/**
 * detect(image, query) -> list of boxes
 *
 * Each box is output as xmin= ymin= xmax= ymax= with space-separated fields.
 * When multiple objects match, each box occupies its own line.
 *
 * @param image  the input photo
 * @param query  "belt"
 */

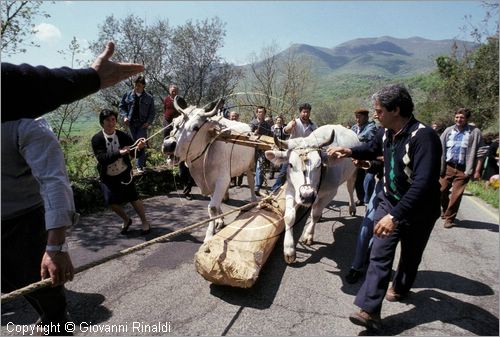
xmin=447 ymin=162 xmax=466 ymax=171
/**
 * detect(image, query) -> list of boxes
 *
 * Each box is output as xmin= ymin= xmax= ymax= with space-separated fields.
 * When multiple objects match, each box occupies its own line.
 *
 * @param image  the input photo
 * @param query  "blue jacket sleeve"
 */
xmin=1 ymin=62 xmax=100 ymax=122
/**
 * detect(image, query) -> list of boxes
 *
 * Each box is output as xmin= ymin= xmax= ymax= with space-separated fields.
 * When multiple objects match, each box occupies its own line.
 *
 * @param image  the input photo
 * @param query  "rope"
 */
xmin=1 ymin=194 xmax=273 ymax=304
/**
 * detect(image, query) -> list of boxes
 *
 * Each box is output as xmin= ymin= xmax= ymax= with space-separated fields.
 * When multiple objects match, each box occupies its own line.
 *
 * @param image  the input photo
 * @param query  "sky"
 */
xmin=2 ymin=1 xmax=497 ymax=68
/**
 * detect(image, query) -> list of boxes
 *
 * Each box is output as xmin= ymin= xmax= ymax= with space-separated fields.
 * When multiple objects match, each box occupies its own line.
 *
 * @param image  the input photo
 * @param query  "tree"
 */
xmin=90 ymin=15 xmax=238 ymax=111
xmin=1 ymin=1 xmax=50 ymax=56
xmin=48 ymin=37 xmax=97 ymax=140
xmin=240 ymin=42 xmax=312 ymax=121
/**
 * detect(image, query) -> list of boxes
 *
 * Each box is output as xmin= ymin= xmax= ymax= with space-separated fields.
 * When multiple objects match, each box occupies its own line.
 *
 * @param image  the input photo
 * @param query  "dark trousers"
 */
xmin=179 ymin=161 xmax=195 ymax=194
xmin=440 ymin=164 xmax=469 ymax=223
xmin=128 ymin=124 xmax=148 ymax=168
xmin=2 ymin=206 xmax=70 ymax=334
xmin=354 ymin=198 xmax=438 ymax=314
xmin=355 ymin=168 xmax=366 ymax=203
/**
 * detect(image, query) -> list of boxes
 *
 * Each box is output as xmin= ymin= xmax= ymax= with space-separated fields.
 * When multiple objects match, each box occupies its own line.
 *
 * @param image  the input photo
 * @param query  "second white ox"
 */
xmin=162 ymin=97 xmax=257 ymax=243
xmin=265 ymin=124 xmax=360 ymax=263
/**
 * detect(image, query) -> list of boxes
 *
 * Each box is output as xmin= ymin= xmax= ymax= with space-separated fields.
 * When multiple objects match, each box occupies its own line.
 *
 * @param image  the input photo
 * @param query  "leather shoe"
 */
xmin=385 ymin=287 xmax=408 ymax=302
xmin=120 ymin=218 xmax=132 ymax=235
xmin=349 ymin=310 xmax=381 ymax=330
xmin=345 ymin=268 xmax=363 ymax=284
xmin=444 ymin=221 xmax=455 ymax=228
xmin=355 ymin=200 xmax=365 ymax=207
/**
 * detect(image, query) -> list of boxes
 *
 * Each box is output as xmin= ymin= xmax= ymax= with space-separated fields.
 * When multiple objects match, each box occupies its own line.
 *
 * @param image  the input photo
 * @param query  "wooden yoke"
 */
xmin=216 ymin=129 xmax=275 ymax=151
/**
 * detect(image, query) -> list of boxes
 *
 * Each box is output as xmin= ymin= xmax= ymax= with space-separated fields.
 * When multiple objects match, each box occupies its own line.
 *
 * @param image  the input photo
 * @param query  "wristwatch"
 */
xmin=46 ymin=242 xmax=69 ymax=253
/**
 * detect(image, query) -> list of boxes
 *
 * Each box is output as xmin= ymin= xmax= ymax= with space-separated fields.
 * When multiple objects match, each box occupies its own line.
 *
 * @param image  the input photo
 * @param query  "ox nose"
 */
xmin=299 ymin=184 xmax=317 ymax=206
xmin=162 ymin=139 xmax=176 ymax=154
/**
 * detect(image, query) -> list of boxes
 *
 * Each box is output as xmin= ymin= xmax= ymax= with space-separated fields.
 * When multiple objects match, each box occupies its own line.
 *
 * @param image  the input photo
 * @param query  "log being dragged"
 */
xmin=194 ymin=186 xmax=286 ymax=288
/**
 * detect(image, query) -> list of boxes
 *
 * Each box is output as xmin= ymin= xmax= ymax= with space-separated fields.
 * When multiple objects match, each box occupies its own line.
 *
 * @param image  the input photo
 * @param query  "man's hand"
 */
xmin=374 ymin=214 xmax=397 ymax=238
xmin=41 ymin=252 xmax=74 ymax=286
xmin=326 ymin=146 xmax=352 ymax=158
xmin=137 ymin=139 xmax=146 ymax=150
xmin=91 ymin=41 xmax=145 ymax=89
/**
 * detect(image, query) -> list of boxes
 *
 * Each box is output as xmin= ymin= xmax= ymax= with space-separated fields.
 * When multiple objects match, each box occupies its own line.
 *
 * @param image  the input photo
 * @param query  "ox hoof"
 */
xmin=299 ymin=236 xmax=313 ymax=246
xmin=284 ymin=253 xmax=296 ymax=264
xmin=215 ymin=219 xmax=225 ymax=230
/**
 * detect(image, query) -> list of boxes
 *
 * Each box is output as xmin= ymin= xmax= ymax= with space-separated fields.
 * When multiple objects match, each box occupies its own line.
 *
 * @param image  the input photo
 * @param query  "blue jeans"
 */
xmin=271 ymin=163 xmax=288 ymax=192
xmin=129 ymin=124 xmax=148 ymax=168
xmin=255 ymin=151 xmax=266 ymax=189
xmin=363 ymin=172 xmax=376 ymax=204
xmin=350 ymin=179 xmax=383 ymax=271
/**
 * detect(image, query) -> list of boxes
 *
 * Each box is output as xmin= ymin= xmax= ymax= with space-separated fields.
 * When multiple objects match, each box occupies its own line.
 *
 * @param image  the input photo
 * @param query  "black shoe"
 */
xmin=255 ymin=189 xmax=261 ymax=196
xmin=120 ymin=218 xmax=132 ymax=235
xmin=355 ymin=200 xmax=364 ymax=207
xmin=346 ymin=268 xmax=363 ymax=284
xmin=184 ymin=193 xmax=192 ymax=200
xmin=141 ymin=223 xmax=151 ymax=236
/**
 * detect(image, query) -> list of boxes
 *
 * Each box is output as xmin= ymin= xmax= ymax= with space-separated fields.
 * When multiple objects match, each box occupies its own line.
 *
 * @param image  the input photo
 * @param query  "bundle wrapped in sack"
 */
xmin=194 ymin=186 xmax=286 ymax=288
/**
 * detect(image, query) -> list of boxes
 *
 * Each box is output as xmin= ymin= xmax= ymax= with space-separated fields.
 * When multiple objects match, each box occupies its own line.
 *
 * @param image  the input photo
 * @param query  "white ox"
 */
xmin=162 ymin=97 xmax=257 ymax=243
xmin=265 ymin=125 xmax=360 ymax=263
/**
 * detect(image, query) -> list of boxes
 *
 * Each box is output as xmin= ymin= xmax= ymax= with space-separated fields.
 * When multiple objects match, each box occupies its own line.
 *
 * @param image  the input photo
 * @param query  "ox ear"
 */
xmin=265 ymin=150 xmax=288 ymax=166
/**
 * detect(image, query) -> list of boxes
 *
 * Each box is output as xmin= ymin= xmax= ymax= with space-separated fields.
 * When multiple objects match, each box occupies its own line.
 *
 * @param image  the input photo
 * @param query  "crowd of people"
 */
xmin=2 ymin=40 xmax=497 ymax=334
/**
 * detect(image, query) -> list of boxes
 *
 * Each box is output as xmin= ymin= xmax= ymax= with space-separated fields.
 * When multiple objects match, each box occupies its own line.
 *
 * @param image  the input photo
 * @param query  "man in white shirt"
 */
xmin=283 ymin=102 xmax=317 ymax=138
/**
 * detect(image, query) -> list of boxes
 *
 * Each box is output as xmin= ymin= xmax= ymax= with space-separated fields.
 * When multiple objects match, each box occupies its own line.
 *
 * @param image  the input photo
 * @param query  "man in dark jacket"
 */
xmin=328 ymin=84 xmax=442 ymax=330
xmin=119 ymin=76 xmax=155 ymax=173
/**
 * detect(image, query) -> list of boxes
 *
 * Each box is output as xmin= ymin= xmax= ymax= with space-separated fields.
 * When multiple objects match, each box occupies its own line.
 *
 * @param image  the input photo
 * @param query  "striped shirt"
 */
xmin=445 ymin=125 xmax=471 ymax=165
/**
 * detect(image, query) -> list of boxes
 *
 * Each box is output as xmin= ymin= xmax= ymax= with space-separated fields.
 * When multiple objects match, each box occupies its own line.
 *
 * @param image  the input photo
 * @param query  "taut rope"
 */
xmin=1 ymin=195 xmax=273 ymax=304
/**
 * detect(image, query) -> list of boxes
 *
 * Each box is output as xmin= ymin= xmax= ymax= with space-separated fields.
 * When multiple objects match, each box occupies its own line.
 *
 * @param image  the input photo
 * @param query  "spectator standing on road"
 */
xmin=91 ymin=109 xmax=151 ymax=235
xmin=163 ymin=84 xmax=180 ymax=138
xmin=119 ymin=75 xmax=155 ymax=173
xmin=351 ymin=108 xmax=378 ymax=206
xmin=229 ymin=111 xmax=244 ymax=187
xmin=480 ymin=133 xmax=499 ymax=181
xmin=270 ymin=115 xmax=290 ymax=192
xmin=327 ymin=84 xmax=442 ymax=330
xmin=283 ymin=102 xmax=317 ymax=139
xmin=345 ymin=128 xmax=384 ymax=284
xmin=439 ymin=108 xmax=485 ymax=228
xmin=250 ymin=106 xmax=273 ymax=196
xmin=1 ymin=41 xmax=144 ymax=335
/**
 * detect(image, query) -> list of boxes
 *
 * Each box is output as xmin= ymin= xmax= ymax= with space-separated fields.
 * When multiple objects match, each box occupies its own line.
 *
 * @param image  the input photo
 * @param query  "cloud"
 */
xmin=34 ymin=23 xmax=62 ymax=43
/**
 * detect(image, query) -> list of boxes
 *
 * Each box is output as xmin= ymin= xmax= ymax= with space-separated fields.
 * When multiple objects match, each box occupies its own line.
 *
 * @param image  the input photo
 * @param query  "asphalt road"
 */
xmin=2 ymin=177 xmax=498 ymax=336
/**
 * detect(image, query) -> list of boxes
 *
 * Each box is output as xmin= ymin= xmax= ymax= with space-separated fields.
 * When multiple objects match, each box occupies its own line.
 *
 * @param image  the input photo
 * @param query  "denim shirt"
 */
xmin=119 ymin=90 xmax=155 ymax=125
xmin=1 ymin=118 xmax=79 ymax=229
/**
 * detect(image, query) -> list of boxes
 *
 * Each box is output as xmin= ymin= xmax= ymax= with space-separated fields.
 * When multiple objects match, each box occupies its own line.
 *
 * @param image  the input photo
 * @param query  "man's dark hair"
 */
xmin=372 ymin=84 xmax=414 ymax=117
xmin=455 ymin=107 xmax=472 ymax=119
xmin=299 ymin=103 xmax=312 ymax=112
xmin=256 ymin=106 xmax=267 ymax=113
xmin=99 ymin=109 xmax=118 ymax=126
xmin=135 ymin=75 xmax=146 ymax=85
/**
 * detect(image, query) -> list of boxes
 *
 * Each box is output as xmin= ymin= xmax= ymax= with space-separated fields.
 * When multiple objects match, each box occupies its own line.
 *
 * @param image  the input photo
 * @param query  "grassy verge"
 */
xmin=466 ymin=180 xmax=499 ymax=209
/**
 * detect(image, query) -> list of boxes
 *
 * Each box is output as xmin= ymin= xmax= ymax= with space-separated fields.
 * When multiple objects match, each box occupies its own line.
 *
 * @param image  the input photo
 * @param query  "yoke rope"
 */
xmin=1 ymin=195 xmax=273 ymax=304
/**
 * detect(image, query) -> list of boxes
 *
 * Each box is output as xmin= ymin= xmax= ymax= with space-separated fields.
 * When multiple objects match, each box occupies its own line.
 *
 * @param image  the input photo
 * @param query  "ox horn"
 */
xmin=200 ymin=98 xmax=222 ymax=118
xmin=173 ymin=96 xmax=188 ymax=116
xmin=318 ymin=129 xmax=336 ymax=148
xmin=274 ymin=133 xmax=289 ymax=150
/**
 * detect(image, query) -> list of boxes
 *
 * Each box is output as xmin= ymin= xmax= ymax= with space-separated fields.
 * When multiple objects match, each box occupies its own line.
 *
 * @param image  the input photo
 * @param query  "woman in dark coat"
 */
xmin=91 ymin=109 xmax=151 ymax=235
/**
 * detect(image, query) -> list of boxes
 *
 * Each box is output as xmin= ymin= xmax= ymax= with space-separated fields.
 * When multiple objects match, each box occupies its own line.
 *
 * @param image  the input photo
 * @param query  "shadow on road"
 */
xmin=453 ymin=219 xmax=499 ymax=232
xmin=358 ymin=289 xmax=499 ymax=336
